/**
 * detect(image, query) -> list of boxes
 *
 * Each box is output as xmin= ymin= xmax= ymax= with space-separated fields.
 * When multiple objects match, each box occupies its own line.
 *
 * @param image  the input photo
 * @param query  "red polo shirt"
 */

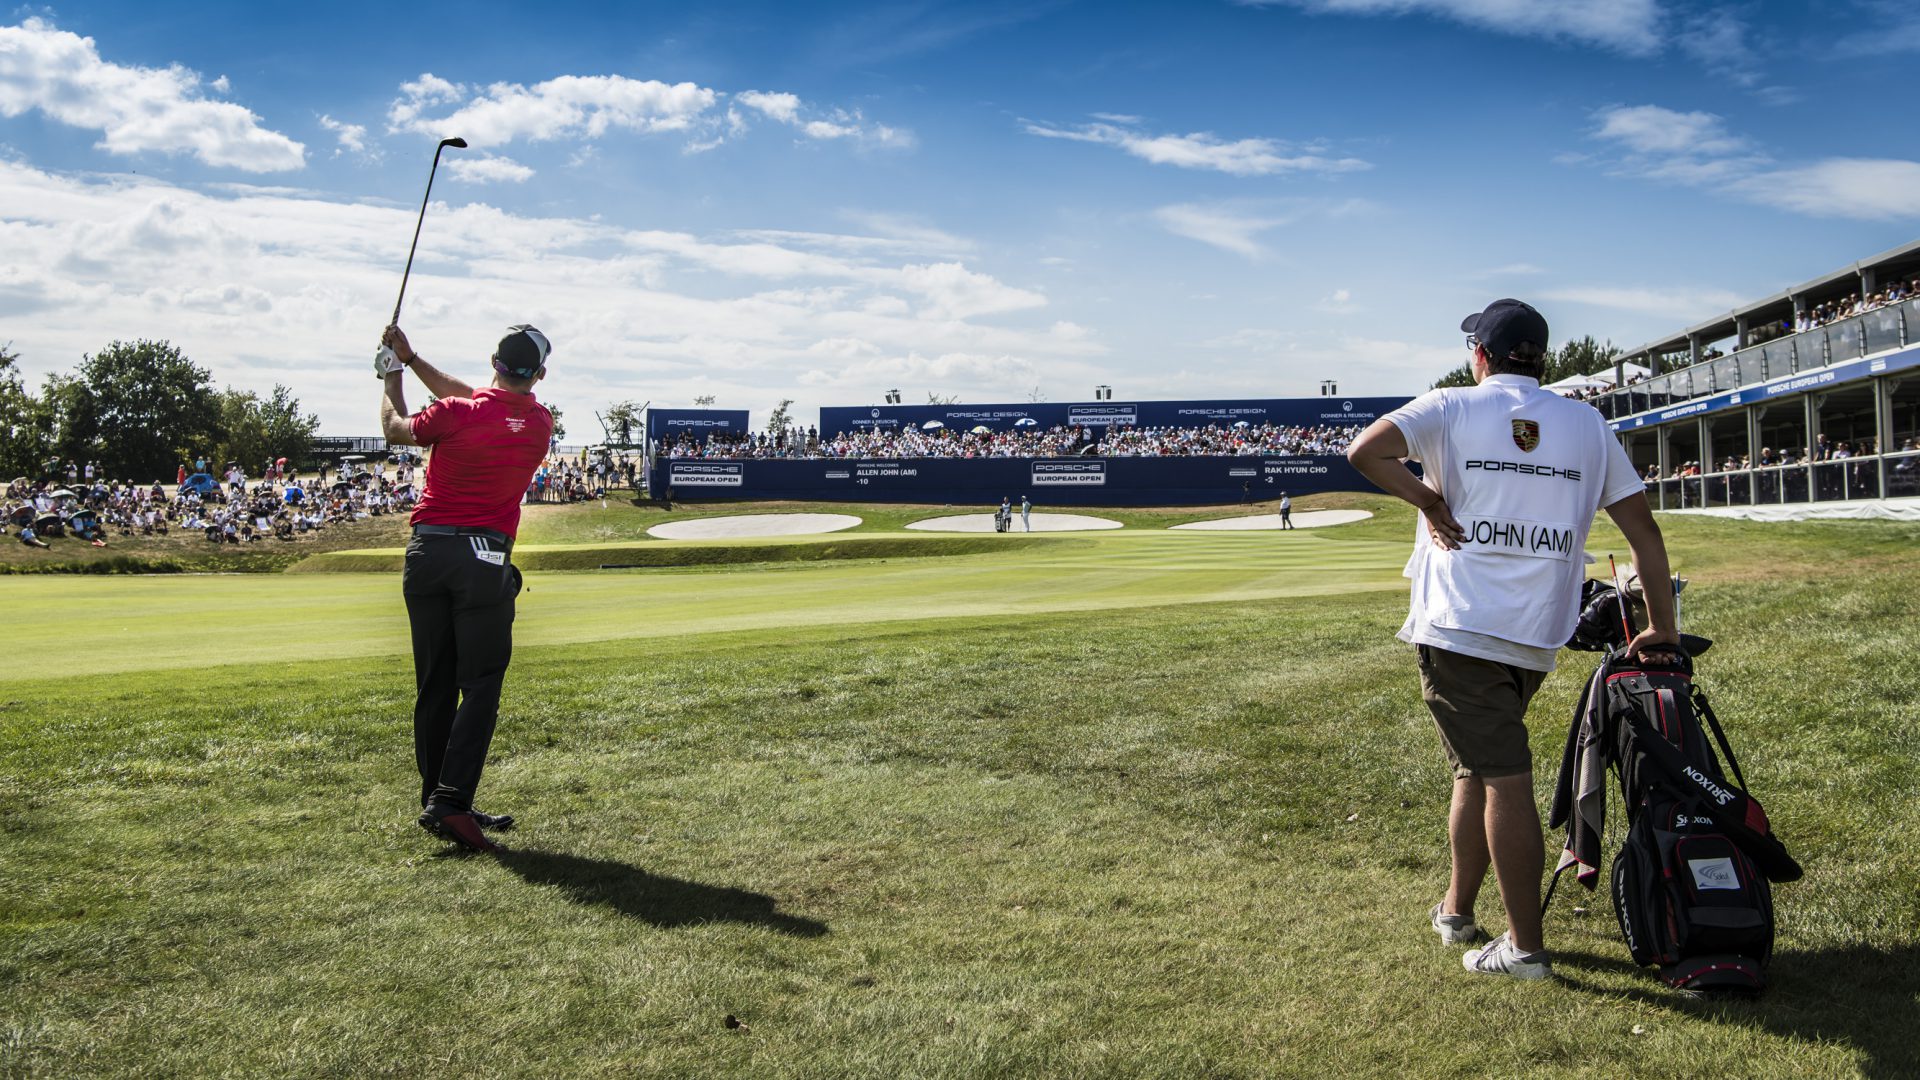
xmin=409 ymin=387 xmax=553 ymax=538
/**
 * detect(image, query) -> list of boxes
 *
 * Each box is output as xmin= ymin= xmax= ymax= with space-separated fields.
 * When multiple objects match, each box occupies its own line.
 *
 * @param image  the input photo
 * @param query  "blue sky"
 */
xmin=3 ymin=1 xmax=1917 ymax=435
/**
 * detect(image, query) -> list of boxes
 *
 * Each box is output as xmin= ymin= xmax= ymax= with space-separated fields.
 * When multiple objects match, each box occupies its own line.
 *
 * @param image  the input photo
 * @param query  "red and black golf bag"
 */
xmin=1549 ymin=580 xmax=1803 ymax=993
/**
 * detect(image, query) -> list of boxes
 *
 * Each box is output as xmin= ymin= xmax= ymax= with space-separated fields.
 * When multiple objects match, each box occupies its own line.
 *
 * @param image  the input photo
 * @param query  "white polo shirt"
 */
xmin=1384 ymin=374 xmax=1643 ymax=671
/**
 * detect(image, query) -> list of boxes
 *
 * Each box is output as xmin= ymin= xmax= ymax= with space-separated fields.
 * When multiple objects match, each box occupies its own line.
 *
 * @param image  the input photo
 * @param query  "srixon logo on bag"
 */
xmin=1683 ymin=764 xmax=1738 ymax=806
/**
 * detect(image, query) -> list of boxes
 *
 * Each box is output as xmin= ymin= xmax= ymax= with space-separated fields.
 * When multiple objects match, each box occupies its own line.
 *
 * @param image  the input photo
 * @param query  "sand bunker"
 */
xmin=648 ymin=513 xmax=862 ymax=540
xmin=1170 ymin=509 xmax=1374 ymax=531
xmin=905 ymin=513 xmax=1123 ymax=533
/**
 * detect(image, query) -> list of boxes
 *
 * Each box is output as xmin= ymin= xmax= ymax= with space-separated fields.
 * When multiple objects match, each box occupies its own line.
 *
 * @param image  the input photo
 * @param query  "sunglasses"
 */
xmin=1465 ymin=334 xmax=1481 ymax=352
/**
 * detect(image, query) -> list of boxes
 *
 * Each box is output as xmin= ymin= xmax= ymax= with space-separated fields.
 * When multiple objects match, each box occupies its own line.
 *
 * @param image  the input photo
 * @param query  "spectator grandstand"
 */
xmin=663 ymin=421 xmax=1364 ymax=461
xmin=1586 ymin=239 xmax=1920 ymax=509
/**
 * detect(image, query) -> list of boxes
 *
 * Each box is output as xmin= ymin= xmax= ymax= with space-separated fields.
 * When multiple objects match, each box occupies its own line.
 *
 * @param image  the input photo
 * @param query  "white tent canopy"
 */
xmin=1546 ymin=372 xmax=1613 ymax=393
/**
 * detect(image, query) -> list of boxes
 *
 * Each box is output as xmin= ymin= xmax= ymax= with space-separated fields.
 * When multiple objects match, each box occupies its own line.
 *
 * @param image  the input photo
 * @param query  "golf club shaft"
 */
xmin=390 ymin=142 xmax=456 ymax=326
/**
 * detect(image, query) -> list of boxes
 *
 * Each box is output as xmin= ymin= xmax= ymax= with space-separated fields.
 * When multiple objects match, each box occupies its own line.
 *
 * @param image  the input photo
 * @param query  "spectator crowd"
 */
xmin=1640 ymin=432 xmax=1905 ymax=481
xmin=662 ymin=421 xmax=1364 ymax=461
xmin=526 ymin=452 xmax=637 ymax=503
xmin=4 ymin=456 xmax=420 ymax=549
xmin=1555 ymin=279 xmax=1920 ymax=405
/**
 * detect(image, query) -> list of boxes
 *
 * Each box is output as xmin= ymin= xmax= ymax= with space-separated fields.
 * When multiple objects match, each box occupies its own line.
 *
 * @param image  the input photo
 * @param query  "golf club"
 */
xmin=392 ymin=137 xmax=467 ymax=325
xmin=375 ymin=137 xmax=465 ymax=378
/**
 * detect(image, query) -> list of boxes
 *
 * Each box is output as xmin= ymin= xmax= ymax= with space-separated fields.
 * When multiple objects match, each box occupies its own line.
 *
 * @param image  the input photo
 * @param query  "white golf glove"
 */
xmin=374 ymin=344 xmax=405 ymax=379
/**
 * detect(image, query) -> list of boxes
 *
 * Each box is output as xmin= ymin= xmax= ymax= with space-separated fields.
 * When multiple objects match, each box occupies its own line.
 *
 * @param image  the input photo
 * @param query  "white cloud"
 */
xmin=753 ymin=97 xmax=914 ymax=148
xmin=1585 ymin=103 xmax=1920 ymax=222
xmin=1539 ymin=285 xmax=1743 ymax=319
xmin=735 ymin=90 xmax=800 ymax=123
xmin=1592 ymin=104 xmax=1748 ymax=156
xmin=1026 ymin=119 xmax=1368 ymax=176
xmin=1238 ymin=0 xmax=1663 ymax=54
xmin=1175 ymin=328 xmax=1464 ymax=396
xmin=387 ymin=72 xmax=717 ymax=146
xmin=1476 ymin=262 xmax=1545 ymax=277
xmin=896 ymin=262 xmax=1046 ymax=319
xmin=317 ymin=114 xmax=368 ymax=156
xmin=446 ymin=153 xmax=534 ymax=184
xmin=0 ymin=159 xmax=1092 ymax=436
xmin=0 ymin=17 xmax=305 ymax=171
xmin=1675 ymin=7 xmax=1762 ymax=87
xmin=1834 ymin=4 xmax=1920 ymax=56
xmin=1317 ymin=288 xmax=1359 ymax=314
xmin=1153 ymin=203 xmax=1289 ymax=258
xmin=1732 ymin=159 xmax=1920 ymax=221
xmin=210 ymin=75 xmax=229 ymax=94
xmin=387 ymin=74 xmax=911 ymax=154
xmin=837 ymin=211 xmax=974 ymax=253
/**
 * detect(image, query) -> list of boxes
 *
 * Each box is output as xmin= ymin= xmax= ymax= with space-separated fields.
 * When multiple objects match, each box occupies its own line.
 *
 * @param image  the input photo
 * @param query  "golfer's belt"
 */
xmin=411 ymin=524 xmax=512 ymax=548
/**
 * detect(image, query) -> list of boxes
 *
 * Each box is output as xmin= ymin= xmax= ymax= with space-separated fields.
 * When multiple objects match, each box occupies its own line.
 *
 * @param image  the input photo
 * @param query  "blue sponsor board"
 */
xmin=665 ymin=461 xmax=744 ymax=488
xmin=1031 ymin=460 xmax=1105 ymax=486
xmin=652 ymin=454 xmax=1367 ymax=506
xmin=819 ymin=396 xmax=1407 ymax=437
xmin=1609 ymin=343 xmax=1920 ymax=432
xmin=647 ymin=408 xmax=752 ymax=446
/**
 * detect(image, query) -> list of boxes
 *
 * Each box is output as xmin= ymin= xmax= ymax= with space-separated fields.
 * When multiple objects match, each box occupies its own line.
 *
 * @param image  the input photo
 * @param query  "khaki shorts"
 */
xmin=1416 ymin=644 xmax=1548 ymax=780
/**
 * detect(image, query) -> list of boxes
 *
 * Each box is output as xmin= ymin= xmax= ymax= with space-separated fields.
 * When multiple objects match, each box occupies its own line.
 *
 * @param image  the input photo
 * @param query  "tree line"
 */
xmin=1431 ymin=334 xmax=1623 ymax=390
xmin=0 ymin=340 xmax=320 ymax=483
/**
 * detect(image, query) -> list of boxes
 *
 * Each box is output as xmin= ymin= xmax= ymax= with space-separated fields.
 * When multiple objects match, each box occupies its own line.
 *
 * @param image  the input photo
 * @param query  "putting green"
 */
xmin=0 ymin=530 xmax=1410 ymax=679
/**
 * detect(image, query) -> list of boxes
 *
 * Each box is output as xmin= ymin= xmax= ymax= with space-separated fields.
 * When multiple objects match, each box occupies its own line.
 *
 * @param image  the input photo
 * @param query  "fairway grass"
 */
xmin=0 ymin=531 xmax=1411 ymax=677
xmin=2 ymin=498 xmax=1917 ymax=1078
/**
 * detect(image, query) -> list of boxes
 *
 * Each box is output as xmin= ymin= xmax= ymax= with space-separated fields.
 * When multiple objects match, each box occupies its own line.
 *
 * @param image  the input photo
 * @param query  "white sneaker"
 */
xmin=1462 ymin=933 xmax=1554 ymax=980
xmin=1429 ymin=903 xmax=1488 ymax=946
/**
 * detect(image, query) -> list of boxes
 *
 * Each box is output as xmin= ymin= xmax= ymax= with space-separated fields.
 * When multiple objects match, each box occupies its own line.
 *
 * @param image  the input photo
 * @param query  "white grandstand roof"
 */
xmin=1619 ymin=237 xmax=1920 ymax=360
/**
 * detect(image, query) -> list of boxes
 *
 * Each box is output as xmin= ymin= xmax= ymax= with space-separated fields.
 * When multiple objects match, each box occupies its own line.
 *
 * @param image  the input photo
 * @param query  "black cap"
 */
xmin=492 ymin=324 xmax=551 ymax=379
xmin=1461 ymin=299 xmax=1549 ymax=363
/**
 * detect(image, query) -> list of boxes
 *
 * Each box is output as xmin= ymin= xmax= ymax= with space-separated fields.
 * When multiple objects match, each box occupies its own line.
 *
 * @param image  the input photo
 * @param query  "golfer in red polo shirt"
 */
xmin=379 ymin=322 xmax=554 ymax=853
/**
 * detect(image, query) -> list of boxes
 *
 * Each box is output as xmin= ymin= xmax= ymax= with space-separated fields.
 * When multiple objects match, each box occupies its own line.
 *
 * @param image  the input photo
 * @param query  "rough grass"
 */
xmin=1 ymin=500 xmax=1915 ymax=1078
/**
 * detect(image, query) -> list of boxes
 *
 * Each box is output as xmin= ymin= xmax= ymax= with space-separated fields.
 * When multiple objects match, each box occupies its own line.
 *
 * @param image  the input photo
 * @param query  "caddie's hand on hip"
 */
xmin=1422 ymin=494 xmax=1465 ymax=549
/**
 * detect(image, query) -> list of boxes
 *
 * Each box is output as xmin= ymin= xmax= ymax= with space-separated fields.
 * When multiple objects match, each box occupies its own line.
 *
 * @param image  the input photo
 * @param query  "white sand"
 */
xmin=905 ymin=513 xmax=1124 ymax=533
xmin=1170 ymin=509 xmax=1374 ymax=531
xmin=647 ymin=513 xmax=863 ymax=540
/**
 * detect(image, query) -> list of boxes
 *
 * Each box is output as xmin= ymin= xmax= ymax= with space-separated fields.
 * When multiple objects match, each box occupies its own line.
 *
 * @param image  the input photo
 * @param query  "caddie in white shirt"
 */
xmin=1348 ymin=298 xmax=1681 ymax=981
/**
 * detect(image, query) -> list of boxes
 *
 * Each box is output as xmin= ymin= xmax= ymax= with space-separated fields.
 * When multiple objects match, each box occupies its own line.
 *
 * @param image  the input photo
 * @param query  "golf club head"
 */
xmin=440 ymin=137 xmax=468 ymax=149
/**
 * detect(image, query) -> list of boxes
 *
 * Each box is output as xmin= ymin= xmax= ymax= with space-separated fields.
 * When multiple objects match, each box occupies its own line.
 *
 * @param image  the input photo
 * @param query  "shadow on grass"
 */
xmin=1557 ymin=943 xmax=1920 ymax=1079
xmin=498 ymin=849 xmax=828 ymax=938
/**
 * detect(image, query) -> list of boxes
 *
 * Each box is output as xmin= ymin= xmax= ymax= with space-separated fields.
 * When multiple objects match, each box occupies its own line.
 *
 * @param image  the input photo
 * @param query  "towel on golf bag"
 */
xmin=1548 ymin=648 xmax=1801 ymax=992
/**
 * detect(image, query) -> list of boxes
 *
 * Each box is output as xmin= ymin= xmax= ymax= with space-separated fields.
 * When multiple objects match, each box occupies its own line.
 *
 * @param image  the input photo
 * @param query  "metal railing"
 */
xmin=1597 ymin=298 xmax=1917 ymax=420
xmin=1650 ymin=449 xmax=1919 ymax=509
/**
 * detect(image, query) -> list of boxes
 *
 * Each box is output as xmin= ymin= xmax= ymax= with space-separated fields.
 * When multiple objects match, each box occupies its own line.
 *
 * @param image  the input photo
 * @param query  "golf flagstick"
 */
xmin=376 ymin=137 xmax=466 ymax=377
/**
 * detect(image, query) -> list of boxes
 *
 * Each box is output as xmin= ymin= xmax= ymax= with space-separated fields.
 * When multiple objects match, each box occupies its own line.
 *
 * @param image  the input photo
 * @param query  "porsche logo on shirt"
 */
xmin=1512 ymin=418 xmax=1541 ymax=453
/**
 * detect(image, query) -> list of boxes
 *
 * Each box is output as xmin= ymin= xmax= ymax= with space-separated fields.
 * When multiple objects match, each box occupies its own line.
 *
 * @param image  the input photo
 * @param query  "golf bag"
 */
xmin=1550 ymin=580 xmax=1802 ymax=994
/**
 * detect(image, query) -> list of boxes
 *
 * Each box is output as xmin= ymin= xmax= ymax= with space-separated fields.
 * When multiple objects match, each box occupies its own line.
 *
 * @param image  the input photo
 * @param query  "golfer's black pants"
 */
xmin=402 ymin=533 xmax=521 ymax=812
